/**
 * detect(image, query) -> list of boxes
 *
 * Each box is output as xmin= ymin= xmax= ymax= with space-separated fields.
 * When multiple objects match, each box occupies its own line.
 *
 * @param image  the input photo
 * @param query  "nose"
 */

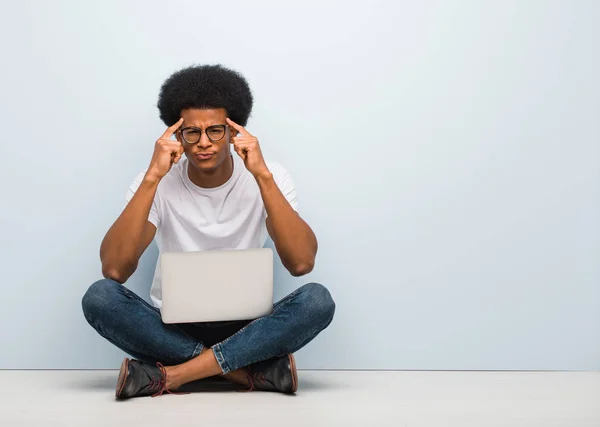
xmin=197 ymin=132 xmax=212 ymax=148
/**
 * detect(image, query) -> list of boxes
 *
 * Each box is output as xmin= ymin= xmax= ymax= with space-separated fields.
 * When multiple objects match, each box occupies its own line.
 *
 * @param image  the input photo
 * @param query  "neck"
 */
xmin=187 ymin=155 xmax=234 ymax=188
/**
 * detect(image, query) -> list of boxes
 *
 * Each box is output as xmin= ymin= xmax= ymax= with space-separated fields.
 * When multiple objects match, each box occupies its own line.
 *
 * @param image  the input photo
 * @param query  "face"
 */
xmin=177 ymin=108 xmax=233 ymax=172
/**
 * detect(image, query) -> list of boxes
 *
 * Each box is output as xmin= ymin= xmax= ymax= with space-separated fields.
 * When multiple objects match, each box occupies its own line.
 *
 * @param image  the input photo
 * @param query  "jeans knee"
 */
xmin=81 ymin=278 xmax=120 ymax=320
xmin=301 ymin=282 xmax=336 ymax=327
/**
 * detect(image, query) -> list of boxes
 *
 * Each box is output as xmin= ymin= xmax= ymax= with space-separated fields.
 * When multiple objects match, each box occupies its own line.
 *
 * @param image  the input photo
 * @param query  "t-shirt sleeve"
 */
xmin=268 ymin=162 xmax=299 ymax=213
xmin=125 ymin=170 xmax=160 ymax=227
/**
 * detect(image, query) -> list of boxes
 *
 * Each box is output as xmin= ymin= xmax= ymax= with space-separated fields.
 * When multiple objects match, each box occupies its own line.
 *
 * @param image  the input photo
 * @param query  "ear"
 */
xmin=226 ymin=125 xmax=234 ymax=144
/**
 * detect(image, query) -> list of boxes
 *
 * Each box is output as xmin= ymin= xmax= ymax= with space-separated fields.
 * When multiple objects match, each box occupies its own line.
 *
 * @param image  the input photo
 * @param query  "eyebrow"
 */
xmin=181 ymin=123 xmax=226 ymax=128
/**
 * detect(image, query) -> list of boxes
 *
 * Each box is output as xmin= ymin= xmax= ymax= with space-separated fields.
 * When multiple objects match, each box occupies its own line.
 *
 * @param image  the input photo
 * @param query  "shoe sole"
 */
xmin=115 ymin=358 xmax=129 ymax=399
xmin=288 ymin=353 xmax=298 ymax=393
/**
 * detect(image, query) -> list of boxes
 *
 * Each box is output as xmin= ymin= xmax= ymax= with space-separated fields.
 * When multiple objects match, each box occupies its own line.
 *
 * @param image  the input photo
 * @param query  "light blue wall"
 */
xmin=0 ymin=0 xmax=598 ymax=370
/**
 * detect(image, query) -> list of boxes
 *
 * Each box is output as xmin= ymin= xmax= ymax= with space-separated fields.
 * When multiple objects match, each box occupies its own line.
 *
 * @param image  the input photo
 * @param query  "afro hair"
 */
xmin=157 ymin=64 xmax=253 ymax=127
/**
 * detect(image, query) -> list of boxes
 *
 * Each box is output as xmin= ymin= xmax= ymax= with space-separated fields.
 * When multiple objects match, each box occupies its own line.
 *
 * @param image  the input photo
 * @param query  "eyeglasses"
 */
xmin=178 ymin=124 xmax=229 ymax=144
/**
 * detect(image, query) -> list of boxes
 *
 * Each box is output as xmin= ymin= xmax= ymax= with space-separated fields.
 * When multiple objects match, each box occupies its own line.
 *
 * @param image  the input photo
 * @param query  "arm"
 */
xmin=226 ymin=117 xmax=318 ymax=277
xmin=257 ymin=171 xmax=318 ymax=276
xmin=100 ymin=117 xmax=185 ymax=283
xmin=100 ymin=178 xmax=158 ymax=283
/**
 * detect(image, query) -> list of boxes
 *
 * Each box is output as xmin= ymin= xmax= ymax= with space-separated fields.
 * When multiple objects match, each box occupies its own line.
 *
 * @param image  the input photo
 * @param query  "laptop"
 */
xmin=159 ymin=248 xmax=274 ymax=324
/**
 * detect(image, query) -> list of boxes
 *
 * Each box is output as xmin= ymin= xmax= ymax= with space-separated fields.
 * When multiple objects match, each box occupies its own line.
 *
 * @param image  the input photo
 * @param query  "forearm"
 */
xmin=256 ymin=172 xmax=317 ymax=276
xmin=100 ymin=175 xmax=158 ymax=280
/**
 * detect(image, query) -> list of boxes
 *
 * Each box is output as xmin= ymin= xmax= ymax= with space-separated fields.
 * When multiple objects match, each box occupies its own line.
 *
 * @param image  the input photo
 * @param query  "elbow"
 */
xmin=101 ymin=263 xmax=132 ymax=284
xmin=286 ymin=246 xmax=317 ymax=277
xmin=289 ymin=261 xmax=315 ymax=277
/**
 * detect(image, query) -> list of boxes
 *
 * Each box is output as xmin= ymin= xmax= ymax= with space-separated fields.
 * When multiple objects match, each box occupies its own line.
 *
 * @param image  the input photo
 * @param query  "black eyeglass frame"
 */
xmin=177 ymin=124 xmax=230 ymax=144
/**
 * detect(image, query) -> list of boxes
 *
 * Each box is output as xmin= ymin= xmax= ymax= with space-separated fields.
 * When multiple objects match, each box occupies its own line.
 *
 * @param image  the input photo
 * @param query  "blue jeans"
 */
xmin=81 ymin=279 xmax=335 ymax=374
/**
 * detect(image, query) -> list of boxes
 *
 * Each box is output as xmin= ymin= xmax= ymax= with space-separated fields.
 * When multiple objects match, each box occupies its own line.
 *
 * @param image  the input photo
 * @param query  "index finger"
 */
xmin=161 ymin=117 xmax=184 ymax=139
xmin=226 ymin=117 xmax=250 ymax=136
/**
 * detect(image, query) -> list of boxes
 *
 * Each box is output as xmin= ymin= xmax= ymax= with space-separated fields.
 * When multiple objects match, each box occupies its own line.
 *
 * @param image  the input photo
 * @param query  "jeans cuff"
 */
xmin=191 ymin=342 xmax=204 ymax=359
xmin=211 ymin=343 xmax=231 ymax=374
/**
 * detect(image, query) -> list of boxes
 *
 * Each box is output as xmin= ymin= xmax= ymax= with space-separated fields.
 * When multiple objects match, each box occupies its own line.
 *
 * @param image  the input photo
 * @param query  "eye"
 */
xmin=183 ymin=129 xmax=201 ymax=140
xmin=207 ymin=127 xmax=225 ymax=139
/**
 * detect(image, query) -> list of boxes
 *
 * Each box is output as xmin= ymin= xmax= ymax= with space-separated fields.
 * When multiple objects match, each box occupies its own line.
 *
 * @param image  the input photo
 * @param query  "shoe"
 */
xmin=115 ymin=358 xmax=183 ymax=399
xmin=245 ymin=354 xmax=298 ymax=394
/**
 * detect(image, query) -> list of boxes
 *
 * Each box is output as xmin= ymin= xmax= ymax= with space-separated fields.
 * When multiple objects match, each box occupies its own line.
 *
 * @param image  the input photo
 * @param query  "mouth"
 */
xmin=195 ymin=152 xmax=215 ymax=161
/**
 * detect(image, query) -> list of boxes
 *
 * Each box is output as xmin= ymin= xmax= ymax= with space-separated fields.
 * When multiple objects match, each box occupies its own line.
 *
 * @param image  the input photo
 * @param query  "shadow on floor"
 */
xmin=73 ymin=371 xmax=337 ymax=393
xmin=177 ymin=376 xmax=240 ymax=393
xmin=73 ymin=373 xmax=239 ymax=392
xmin=73 ymin=373 xmax=117 ymax=391
xmin=296 ymin=374 xmax=339 ymax=391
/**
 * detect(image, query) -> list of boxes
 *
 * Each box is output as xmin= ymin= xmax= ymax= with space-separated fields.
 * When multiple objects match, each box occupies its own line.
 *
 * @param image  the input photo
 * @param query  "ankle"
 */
xmin=223 ymin=368 xmax=250 ymax=386
xmin=164 ymin=366 xmax=182 ymax=390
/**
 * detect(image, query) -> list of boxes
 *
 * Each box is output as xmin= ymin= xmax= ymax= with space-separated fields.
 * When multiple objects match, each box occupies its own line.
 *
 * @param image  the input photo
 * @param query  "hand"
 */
xmin=227 ymin=117 xmax=270 ymax=178
xmin=145 ymin=118 xmax=184 ymax=181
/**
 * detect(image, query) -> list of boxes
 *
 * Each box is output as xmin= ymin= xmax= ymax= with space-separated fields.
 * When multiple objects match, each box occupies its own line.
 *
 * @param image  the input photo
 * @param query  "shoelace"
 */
xmin=241 ymin=371 xmax=268 ymax=392
xmin=148 ymin=362 xmax=190 ymax=398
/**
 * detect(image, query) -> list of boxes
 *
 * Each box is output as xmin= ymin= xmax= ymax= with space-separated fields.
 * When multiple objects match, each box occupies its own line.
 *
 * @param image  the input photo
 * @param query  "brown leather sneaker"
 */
xmin=245 ymin=354 xmax=298 ymax=394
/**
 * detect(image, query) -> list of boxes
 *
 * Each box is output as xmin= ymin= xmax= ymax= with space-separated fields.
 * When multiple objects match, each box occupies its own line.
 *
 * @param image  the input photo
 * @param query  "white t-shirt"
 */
xmin=125 ymin=152 xmax=298 ymax=308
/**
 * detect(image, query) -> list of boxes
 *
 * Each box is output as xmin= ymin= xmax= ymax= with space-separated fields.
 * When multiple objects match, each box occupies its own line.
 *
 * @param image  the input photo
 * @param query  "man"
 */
xmin=81 ymin=64 xmax=335 ymax=399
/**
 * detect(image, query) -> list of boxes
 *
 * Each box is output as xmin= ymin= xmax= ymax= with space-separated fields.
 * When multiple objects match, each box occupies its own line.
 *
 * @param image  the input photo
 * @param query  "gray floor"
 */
xmin=1 ymin=370 xmax=598 ymax=426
